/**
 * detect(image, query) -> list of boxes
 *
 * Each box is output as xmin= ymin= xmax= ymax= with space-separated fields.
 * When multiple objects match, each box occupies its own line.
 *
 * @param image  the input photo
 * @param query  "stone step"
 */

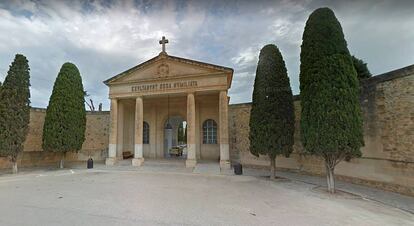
xmin=193 ymin=162 xmax=220 ymax=175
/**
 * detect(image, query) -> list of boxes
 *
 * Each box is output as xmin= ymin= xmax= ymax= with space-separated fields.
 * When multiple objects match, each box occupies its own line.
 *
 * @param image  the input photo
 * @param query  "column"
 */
xmin=132 ymin=96 xmax=144 ymax=166
xmin=116 ymin=101 xmax=124 ymax=159
xmin=186 ymin=92 xmax=197 ymax=168
xmin=219 ymin=91 xmax=230 ymax=169
xmin=106 ymin=98 xmax=118 ymax=165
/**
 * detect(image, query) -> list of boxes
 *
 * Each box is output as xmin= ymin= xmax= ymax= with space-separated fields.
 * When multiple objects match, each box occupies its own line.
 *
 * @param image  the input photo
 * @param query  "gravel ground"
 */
xmin=0 ymin=164 xmax=413 ymax=226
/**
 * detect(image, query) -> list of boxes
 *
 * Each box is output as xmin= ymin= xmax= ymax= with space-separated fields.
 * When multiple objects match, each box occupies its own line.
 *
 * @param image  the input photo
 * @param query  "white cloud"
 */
xmin=0 ymin=0 xmax=413 ymax=109
xmin=231 ymin=47 xmax=259 ymax=68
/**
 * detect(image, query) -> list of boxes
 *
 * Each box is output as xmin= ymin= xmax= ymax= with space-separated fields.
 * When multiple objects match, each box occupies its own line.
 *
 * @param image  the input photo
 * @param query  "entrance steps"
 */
xmin=193 ymin=162 xmax=220 ymax=175
xmin=106 ymin=159 xmax=230 ymax=175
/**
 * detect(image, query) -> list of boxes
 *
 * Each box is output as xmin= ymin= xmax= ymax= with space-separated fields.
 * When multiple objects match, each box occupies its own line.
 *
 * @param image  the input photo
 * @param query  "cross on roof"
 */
xmin=159 ymin=36 xmax=169 ymax=53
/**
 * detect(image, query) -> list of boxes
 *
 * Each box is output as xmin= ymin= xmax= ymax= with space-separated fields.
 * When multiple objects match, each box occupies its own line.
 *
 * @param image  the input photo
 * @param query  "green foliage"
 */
xmin=184 ymin=125 xmax=187 ymax=143
xmin=299 ymin=8 xmax=364 ymax=161
xmin=177 ymin=122 xmax=188 ymax=144
xmin=42 ymin=63 xmax=86 ymax=153
xmin=249 ymin=44 xmax=295 ymax=159
xmin=352 ymin=56 xmax=372 ymax=79
xmin=0 ymin=54 xmax=31 ymax=161
xmin=178 ymin=122 xmax=184 ymax=144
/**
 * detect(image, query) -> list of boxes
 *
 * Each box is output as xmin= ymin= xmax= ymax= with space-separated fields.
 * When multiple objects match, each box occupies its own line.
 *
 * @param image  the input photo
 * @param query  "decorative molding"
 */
xmin=157 ymin=63 xmax=169 ymax=77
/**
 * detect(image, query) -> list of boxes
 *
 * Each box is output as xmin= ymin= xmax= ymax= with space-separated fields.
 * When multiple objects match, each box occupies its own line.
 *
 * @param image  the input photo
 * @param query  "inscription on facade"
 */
xmin=131 ymin=81 xmax=198 ymax=92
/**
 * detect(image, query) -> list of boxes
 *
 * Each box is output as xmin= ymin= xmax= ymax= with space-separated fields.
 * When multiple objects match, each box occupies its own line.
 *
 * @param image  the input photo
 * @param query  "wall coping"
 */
xmin=362 ymin=63 xmax=414 ymax=85
xmin=31 ymin=107 xmax=47 ymax=112
xmin=30 ymin=107 xmax=110 ymax=115
xmin=229 ymin=63 xmax=414 ymax=107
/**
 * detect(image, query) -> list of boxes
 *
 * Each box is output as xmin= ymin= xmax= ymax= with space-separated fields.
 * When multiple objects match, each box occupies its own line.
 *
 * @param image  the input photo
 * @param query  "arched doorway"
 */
xmin=164 ymin=116 xmax=187 ymax=158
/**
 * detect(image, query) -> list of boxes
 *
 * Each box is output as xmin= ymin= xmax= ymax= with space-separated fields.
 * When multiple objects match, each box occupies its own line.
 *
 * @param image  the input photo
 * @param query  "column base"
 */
xmin=185 ymin=159 xmax=197 ymax=168
xmin=220 ymin=160 xmax=231 ymax=170
xmin=105 ymin=157 xmax=117 ymax=166
xmin=132 ymin=158 xmax=145 ymax=166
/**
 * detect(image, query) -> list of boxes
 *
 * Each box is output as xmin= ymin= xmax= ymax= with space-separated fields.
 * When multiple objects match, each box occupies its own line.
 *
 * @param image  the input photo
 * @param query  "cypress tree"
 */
xmin=249 ymin=44 xmax=295 ymax=179
xmin=299 ymin=8 xmax=364 ymax=193
xmin=184 ymin=125 xmax=187 ymax=143
xmin=178 ymin=123 xmax=184 ymax=144
xmin=352 ymin=56 xmax=372 ymax=79
xmin=42 ymin=63 xmax=86 ymax=168
xmin=0 ymin=54 xmax=31 ymax=173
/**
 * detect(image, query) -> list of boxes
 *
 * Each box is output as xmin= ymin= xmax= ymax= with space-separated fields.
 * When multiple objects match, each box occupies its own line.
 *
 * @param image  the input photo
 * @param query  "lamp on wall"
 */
xmin=165 ymin=95 xmax=172 ymax=130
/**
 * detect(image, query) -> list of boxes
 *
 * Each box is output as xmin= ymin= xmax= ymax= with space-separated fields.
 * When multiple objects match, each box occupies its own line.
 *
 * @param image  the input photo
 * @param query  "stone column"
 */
xmin=219 ymin=91 xmax=230 ymax=169
xmin=132 ymin=96 xmax=144 ymax=166
xmin=116 ymin=101 xmax=124 ymax=159
xmin=106 ymin=98 xmax=118 ymax=165
xmin=186 ymin=92 xmax=197 ymax=168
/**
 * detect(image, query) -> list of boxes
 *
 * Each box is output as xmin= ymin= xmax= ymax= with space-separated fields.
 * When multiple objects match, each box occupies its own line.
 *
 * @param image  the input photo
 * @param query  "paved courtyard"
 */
xmin=0 ymin=161 xmax=413 ymax=226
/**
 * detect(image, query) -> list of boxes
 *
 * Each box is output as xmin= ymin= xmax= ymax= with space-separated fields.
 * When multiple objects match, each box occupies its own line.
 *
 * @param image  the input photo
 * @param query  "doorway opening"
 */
xmin=164 ymin=116 xmax=187 ymax=159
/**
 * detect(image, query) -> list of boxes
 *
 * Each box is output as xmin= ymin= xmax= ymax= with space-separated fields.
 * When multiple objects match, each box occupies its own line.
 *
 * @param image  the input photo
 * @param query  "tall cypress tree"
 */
xmin=0 ymin=54 xmax=31 ymax=173
xmin=42 ymin=62 xmax=86 ymax=168
xmin=299 ymin=8 xmax=364 ymax=193
xmin=249 ymin=44 xmax=295 ymax=179
xmin=352 ymin=56 xmax=372 ymax=79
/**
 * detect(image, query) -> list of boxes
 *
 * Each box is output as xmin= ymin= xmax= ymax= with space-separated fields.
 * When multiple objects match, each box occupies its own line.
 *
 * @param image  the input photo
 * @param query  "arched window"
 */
xmin=143 ymin=121 xmax=150 ymax=144
xmin=203 ymin=119 xmax=217 ymax=144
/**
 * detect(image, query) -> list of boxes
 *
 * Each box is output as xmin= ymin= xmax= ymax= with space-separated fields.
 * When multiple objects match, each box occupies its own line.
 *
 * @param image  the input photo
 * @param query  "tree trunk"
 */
xmin=325 ymin=162 xmax=335 ymax=193
xmin=59 ymin=152 xmax=66 ymax=169
xmin=328 ymin=167 xmax=335 ymax=193
xmin=270 ymin=157 xmax=276 ymax=180
xmin=12 ymin=161 xmax=18 ymax=174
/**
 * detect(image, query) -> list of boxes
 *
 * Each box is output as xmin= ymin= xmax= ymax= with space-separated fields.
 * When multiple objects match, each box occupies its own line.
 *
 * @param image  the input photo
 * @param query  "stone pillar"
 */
xmin=219 ymin=91 xmax=230 ymax=169
xmin=116 ymin=101 xmax=124 ymax=159
xmin=106 ymin=98 xmax=118 ymax=165
xmin=132 ymin=96 xmax=144 ymax=166
xmin=186 ymin=92 xmax=197 ymax=168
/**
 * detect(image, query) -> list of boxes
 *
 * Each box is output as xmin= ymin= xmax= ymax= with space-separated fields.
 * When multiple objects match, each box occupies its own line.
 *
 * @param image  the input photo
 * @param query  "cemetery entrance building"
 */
xmin=104 ymin=37 xmax=233 ymax=169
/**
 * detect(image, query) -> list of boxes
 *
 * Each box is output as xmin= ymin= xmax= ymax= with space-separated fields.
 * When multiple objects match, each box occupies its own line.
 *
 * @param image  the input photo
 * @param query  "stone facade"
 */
xmin=229 ymin=64 xmax=414 ymax=196
xmin=103 ymin=51 xmax=233 ymax=169
xmin=0 ymin=64 xmax=412 ymax=196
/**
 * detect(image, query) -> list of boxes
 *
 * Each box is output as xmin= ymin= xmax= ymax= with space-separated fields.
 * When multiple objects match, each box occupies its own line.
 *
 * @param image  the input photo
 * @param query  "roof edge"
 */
xmin=103 ymin=53 xmax=234 ymax=86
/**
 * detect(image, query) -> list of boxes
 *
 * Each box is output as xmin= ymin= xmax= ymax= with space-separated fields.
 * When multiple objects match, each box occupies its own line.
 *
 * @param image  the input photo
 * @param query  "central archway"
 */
xmin=164 ymin=116 xmax=187 ymax=159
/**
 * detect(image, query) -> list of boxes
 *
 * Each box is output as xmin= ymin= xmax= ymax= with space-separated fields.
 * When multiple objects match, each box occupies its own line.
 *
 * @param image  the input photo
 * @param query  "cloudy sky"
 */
xmin=0 ymin=0 xmax=413 ymax=109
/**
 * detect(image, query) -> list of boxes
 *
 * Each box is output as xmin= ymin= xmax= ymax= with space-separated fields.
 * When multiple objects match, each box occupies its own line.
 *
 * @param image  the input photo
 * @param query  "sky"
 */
xmin=0 ymin=0 xmax=413 ymax=110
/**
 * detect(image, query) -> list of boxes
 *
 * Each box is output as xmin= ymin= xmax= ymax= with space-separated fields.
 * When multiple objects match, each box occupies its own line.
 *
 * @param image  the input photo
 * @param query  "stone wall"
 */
xmin=0 ymin=109 xmax=110 ymax=169
xmin=0 ymin=64 xmax=412 ymax=196
xmin=229 ymin=64 xmax=414 ymax=196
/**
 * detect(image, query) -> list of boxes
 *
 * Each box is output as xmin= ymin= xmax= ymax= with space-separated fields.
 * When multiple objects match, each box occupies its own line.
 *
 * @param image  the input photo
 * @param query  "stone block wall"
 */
xmin=0 ymin=109 xmax=110 ymax=169
xmin=0 ymin=64 xmax=412 ymax=196
xmin=229 ymin=64 xmax=414 ymax=196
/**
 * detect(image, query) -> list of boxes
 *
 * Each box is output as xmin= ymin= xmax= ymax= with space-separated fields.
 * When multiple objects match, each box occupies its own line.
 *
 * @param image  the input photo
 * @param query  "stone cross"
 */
xmin=159 ymin=36 xmax=169 ymax=53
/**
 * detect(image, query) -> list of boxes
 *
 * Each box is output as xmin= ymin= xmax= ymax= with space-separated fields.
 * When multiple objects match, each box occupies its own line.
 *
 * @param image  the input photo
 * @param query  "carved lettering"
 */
xmin=131 ymin=80 xmax=198 ymax=93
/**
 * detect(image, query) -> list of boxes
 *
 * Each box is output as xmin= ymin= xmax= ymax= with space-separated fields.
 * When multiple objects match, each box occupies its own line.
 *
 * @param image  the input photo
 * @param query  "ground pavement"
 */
xmin=0 ymin=160 xmax=413 ymax=226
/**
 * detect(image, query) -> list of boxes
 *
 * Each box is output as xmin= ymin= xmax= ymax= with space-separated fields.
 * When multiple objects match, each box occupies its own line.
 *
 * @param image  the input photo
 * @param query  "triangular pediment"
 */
xmin=104 ymin=53 xmax=233 ymax=85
